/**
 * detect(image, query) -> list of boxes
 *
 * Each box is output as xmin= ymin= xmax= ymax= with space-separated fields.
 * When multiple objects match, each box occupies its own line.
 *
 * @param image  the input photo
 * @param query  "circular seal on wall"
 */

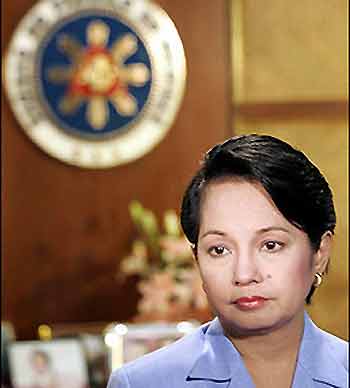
xmin=3 ymin=0 xmax=186 ymax=168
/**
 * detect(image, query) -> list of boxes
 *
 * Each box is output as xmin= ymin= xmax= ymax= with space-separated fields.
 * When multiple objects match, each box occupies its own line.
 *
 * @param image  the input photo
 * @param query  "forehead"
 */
xmin=199 ymin=178 xmax=288 ymax=229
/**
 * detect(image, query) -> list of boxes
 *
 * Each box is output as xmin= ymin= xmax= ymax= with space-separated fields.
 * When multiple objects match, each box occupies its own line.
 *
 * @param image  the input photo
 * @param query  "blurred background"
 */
xmin=2 ymin=0 xmax=348 ymax=349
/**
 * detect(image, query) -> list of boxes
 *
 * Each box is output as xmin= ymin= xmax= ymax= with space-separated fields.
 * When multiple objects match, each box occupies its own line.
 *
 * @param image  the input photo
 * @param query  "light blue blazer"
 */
xmin=107 ymin=312 xmax=348 ymax=388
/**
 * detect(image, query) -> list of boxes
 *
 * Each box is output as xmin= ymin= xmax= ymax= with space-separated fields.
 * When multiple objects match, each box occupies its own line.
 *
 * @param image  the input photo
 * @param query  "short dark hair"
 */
xmin=180 ymin=134 xmax=336 ymax=304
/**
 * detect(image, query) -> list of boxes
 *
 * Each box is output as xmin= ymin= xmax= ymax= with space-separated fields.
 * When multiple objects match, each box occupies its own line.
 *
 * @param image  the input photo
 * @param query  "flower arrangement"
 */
xmin=118 ymin=201 xmax=208 ymax=319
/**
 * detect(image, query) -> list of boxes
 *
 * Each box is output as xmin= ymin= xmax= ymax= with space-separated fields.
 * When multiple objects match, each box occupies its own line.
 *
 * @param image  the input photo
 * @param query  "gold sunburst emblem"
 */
xmin=47 ymin=20 xmax=150 ymax=130
xmin=3 ymin=0 xmax=186 ymax=168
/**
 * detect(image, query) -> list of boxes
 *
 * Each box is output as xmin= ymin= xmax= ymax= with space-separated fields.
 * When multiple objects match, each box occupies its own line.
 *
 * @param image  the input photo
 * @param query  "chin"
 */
xmin=217 ymin=306 xmax=286 ymax=336
xmin=223 ymin=318 xmax=276 ymax=337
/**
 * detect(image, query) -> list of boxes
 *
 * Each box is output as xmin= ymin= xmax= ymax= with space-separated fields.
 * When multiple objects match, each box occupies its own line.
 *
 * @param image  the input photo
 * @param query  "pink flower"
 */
xmin=159 ymin=236 xmax=193 ymax=263
xmin=137 ymin=272 xmax=176 ymax=314
xmin=119 ymin=240 xmax=148 ymax=276
xmin=177 ymin=269 xmax=208 ymax=309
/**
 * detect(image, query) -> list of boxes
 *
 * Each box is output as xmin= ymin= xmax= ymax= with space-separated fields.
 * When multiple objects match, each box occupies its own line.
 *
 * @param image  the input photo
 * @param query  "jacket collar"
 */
xmin=293 ymin=311 xmax=348 ymax=388
xmin=187 ymin=317 xmax=252 ymax=385
xmin=187 ymin=312 xmax=347 ymax=387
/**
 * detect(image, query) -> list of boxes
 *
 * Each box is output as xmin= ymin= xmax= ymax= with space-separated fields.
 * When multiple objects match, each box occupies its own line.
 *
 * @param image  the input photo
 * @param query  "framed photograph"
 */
xmin=37 ymin=322 xmax=111 ymax=386
xmin=79 ymin=334 xmax=110 ymax=387
xmin=8 ymin=339 xmax=90 ymax=388
xmin=104 ymin=320 xmax=200 ymax=372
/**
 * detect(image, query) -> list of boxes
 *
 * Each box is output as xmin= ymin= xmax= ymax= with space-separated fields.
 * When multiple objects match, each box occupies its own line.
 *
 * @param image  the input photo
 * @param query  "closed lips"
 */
xmin=234 ymin=296 xmax=268 ymax=304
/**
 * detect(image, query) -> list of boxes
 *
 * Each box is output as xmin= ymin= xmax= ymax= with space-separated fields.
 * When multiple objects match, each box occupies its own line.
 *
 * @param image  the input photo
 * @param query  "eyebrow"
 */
xmin=200 ymin=230 xmax=226 ymax=239
xmin=200 ymin=226 xmax=290 ymax=239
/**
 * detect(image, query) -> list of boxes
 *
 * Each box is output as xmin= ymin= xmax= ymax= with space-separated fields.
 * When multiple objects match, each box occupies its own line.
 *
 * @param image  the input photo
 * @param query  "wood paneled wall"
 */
xmin=2 ymin=0 xmax=232 ymax=339
xmin=230 ymin=0 xmax=348 ymax=340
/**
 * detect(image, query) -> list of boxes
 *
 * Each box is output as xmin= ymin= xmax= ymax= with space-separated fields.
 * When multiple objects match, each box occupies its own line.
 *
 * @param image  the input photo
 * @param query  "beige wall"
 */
xmin=231 ymin=0 xmax=348 ymax=340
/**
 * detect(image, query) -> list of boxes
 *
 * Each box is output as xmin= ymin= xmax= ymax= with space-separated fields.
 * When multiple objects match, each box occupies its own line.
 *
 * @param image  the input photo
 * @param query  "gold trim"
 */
xmin=37 ymin=324 xmax=53 ymax=341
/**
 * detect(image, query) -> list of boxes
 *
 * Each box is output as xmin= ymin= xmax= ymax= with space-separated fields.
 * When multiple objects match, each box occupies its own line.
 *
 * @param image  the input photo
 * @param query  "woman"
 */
xmin=108 ymin=134 xmax=348 ymax=388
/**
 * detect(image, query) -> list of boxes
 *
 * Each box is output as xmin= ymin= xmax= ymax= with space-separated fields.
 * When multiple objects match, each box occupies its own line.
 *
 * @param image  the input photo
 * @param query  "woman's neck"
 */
xmin=225 ymin=310 xmax=305 ymax=363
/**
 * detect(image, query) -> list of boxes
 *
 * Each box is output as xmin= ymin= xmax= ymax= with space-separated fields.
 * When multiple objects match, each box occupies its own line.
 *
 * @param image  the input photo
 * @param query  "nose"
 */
xmin=233 ymin=249 xmax=262 ymax=286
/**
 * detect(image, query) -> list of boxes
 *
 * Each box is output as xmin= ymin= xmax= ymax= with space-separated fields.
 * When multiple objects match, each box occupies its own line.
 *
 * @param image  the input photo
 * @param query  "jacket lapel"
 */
xmin=186 ymin=313 xmax=347 ymax=388
xmin=186 ymin=318 xmax=255 ymax=388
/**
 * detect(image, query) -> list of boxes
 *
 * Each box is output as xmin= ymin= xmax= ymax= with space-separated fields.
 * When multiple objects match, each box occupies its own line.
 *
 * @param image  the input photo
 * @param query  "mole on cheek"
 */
xmin=267 ymin=274 xmax=272 ymax=279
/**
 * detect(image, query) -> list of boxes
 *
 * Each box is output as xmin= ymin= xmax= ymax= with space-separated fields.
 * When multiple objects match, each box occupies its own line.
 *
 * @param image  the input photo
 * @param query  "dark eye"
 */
xmin=208 ymin=245 xmax=230 ymax=257
xmin=262 ymin=241 xmax=284 ymax=252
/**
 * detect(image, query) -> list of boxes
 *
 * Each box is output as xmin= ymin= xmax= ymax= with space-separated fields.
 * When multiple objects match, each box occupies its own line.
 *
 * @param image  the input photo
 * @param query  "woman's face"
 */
xmin=31 ymin=353 xmax=49 ymax=373
xmin=197 ymin=179 xmax=328 ymax=336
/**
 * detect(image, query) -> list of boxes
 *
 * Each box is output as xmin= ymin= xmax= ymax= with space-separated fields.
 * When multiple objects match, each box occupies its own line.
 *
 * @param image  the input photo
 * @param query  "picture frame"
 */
xmin=8 ymin=338 xmax=90 ymax=388
xmin=79 ymin=334 xmax=110 ymax=388
xmin=37 ymin=322 xmax=112 ymax=387
xmin=1 ymin=321 xmax=16 ymax=386
xmin=104 ymin=320 xmax=200 ymax=372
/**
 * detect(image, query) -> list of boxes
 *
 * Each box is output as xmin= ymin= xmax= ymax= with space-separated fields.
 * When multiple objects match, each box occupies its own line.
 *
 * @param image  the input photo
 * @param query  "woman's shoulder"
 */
xmin=319 ymin=327 xmax=348 ymax=368
xmin=305 ymin=312 xmax=348 ymax=356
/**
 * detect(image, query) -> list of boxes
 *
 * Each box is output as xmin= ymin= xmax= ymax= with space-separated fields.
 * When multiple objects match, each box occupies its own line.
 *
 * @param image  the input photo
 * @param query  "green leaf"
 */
xmin=163 ymin=210 xmax=180 ymax=236
xmin=141 ymin=210 xmax=159 ymax=237
xmin=129 ymin=200 xmax=144 ymax=224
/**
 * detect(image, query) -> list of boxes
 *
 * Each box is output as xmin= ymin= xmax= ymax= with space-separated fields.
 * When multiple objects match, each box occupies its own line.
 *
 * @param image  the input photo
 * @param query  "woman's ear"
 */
xmin=313 ymin=231 xmax=333 ymax=274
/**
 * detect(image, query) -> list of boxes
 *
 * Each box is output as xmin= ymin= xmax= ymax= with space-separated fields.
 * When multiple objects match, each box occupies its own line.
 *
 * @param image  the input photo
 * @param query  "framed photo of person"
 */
xmin=104 ymin=320 xmax=200 ymax=372
xmin=8 ymin=339 xmax=90 ymax=388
